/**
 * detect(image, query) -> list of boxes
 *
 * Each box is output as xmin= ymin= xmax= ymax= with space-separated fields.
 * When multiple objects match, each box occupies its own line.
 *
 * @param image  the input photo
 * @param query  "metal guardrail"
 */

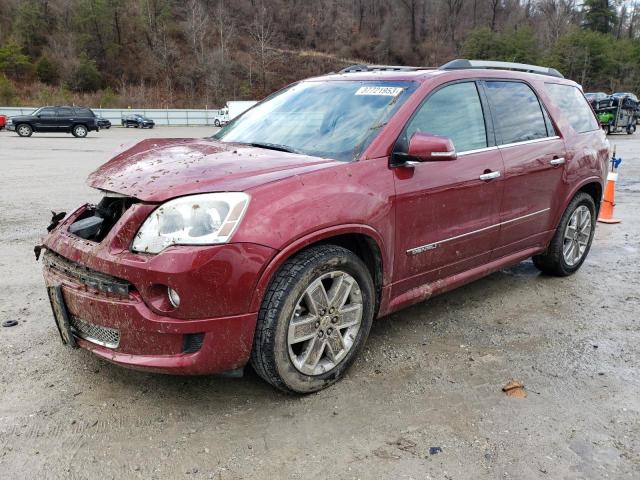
xmin=0 ymin=107 xmax=225 ymax=126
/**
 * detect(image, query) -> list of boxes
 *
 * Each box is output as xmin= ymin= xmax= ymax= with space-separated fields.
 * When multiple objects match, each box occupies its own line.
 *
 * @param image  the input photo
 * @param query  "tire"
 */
xmin=16 ymin=123 xmax=32 ymax=137
xmin=214 ymin=119 xmax=221 ymax=127
xmin=72 ymin=124 xmax=88 ymax=138
xmin=532 ymin=192 xmax=596 ymax=276
xmin=627 ymin=123 xmax=636 ymax=134
xmin=251 ymin=245 xmax=375 ymax=394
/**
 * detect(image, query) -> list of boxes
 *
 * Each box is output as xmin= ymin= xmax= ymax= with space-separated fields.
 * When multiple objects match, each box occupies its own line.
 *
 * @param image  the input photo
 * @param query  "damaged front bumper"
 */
xmin=40 ymin=203 xmax=276 ymax=375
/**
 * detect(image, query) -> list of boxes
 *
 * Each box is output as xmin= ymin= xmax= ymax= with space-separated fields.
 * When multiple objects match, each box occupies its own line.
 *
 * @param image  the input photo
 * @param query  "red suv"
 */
xmin=41 ymin=60 xmax=608 ymax=393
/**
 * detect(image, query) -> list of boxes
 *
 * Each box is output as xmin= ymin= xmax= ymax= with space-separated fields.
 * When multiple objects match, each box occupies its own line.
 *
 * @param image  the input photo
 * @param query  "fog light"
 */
xmin=168 ymin=287 xmax=181 ymax=308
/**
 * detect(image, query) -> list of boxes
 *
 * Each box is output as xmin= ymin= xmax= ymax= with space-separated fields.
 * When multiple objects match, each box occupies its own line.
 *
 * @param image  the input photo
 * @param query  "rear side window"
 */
xmin=75 ymin=108 xmax=94 ymax=117
xmin=57 ymin=107 xmax=74 ymax=117
xmin=402 ymin=82 xmax=487 ymax=153
xmin=39 ymin=108 xmax=56 ymax=116
xmin=545 ymin=84 xmax=600 ymax=133
xmin=485 ymin=81 xmax=549 ymax=144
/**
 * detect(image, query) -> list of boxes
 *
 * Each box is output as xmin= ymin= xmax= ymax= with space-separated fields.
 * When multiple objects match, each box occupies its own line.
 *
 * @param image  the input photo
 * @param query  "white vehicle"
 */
xmin=213 ymin=101 xmax=257 ymax=127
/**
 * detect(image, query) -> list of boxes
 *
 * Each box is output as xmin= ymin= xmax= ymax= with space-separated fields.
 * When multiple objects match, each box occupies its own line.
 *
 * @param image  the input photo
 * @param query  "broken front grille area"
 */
xmin=70 ymin=316 xmax=120 ymax=348
xmin=68 ymin=194 xmax=139 ymax=243
xmin=43 ymin=250 xmax=131 ymax=296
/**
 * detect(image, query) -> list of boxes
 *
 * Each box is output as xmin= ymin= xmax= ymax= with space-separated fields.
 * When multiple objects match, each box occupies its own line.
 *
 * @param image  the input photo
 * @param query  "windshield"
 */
xmin=213 ymin=80 xmax=417 ymax=161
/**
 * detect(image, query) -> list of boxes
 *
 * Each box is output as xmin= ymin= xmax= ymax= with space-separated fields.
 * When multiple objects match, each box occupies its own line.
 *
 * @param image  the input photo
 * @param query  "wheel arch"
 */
xmin=577 ymin=180 xmax=603 ymax=213
xmin=554 ymin=177 xmax=603 ymax=227
xmin=249 ymin=225 xmax=388 ymax=316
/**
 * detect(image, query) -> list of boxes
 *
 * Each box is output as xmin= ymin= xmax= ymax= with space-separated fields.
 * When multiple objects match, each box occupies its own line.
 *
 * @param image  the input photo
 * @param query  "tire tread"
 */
xmin=250 ymin=245 xmax=365 ymax=393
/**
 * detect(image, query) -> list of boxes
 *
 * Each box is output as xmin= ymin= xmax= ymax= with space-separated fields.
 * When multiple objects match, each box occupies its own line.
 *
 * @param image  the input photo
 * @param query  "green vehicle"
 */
xmin=594 ymin=94 xmax=636 ymax=135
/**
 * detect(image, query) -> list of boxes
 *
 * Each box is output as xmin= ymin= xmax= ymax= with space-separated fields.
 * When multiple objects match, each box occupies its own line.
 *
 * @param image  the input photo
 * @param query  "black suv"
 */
xmin=7 ymin=106 xmax=99 ymax=138
xmin=121 ymin=114 xmax=155 ymax=128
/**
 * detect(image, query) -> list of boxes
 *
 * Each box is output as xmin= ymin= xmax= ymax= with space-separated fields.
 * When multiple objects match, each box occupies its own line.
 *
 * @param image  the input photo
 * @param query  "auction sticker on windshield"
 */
xmin=355 ymin=86 xmax=404 ymax=96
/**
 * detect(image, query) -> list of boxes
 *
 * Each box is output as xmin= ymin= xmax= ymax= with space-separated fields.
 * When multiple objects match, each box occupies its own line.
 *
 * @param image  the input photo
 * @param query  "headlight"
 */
xmin=132 ymin=192 xmax=250 ymax=254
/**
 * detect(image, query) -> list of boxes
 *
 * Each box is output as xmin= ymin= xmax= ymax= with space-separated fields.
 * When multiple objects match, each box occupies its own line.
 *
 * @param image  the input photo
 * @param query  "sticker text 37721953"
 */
xmin=355 ymin=86 xmax=405 ymax=96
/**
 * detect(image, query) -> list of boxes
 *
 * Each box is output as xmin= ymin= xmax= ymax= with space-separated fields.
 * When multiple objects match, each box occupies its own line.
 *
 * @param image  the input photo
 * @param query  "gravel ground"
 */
xmin=0 ymin=127 xmax=638 ymax=479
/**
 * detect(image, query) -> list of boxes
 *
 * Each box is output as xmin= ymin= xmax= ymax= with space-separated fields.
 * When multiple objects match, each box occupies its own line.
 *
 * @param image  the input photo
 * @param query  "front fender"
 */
xmin=247 ymin=223 xmax=389 ymax=313
xmin=235 ymin=157 xmax=396 ymax=312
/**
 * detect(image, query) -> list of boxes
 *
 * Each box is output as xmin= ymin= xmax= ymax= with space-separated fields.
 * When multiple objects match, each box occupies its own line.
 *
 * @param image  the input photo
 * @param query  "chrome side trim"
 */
xmin=406 ymin=208 xmax=550 ymax=255
xmin=498 ymin=136 xmax=560 ymax=149
xmin=458 ymin=146 xmax=499 ymax=156
xmin=500 ymin=208 xmax=551 ymax=226
xmin=431 ymin=151 xmax=456 ymax=158
xmin=456 ymin=136 xmax=560 ymax=156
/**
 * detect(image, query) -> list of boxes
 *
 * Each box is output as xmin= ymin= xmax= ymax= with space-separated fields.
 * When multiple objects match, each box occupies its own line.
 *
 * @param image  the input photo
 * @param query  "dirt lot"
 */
xmin=0 ymin=127 xmax=638 ymax=479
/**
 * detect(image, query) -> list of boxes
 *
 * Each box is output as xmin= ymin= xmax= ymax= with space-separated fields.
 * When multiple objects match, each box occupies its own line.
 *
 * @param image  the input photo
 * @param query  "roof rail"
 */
xmin=339 ymin=64 xmax=431 ymax=73
xmin=439 ymin=59 xmax=564 ymax=78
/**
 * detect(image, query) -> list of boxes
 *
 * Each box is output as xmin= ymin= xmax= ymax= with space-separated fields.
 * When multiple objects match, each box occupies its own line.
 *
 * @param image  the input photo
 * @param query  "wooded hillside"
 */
xmin=0 ymin=0 xmax=638 ymax=108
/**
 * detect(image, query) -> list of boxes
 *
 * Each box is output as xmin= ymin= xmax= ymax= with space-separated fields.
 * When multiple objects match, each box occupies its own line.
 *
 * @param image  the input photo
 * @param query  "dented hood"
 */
xmin=87 ymin=138 xmax=341 ymax=202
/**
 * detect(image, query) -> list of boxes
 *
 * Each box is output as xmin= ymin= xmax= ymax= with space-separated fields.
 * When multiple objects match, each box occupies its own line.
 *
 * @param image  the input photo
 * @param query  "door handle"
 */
xmin=479 ymin=171 xmax=501 ymax=181
xmin=550 ymin=157 xmax=565 ymax=166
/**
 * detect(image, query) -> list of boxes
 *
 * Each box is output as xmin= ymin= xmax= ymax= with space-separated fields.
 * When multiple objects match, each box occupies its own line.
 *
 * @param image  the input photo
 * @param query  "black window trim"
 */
xmin=480 ymin=78 xmax=559 ymax=146
xmin=391 ymin=78 xmax=496 ymax=165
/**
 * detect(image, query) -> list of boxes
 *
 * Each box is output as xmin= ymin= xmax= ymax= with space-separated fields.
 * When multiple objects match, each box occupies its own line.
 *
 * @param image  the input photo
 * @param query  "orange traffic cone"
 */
xmin=598 ymin=172 xmax=621 ymax=224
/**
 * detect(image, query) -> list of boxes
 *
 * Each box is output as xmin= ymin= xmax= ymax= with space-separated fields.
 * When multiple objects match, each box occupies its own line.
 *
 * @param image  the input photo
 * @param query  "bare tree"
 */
xmin=185 ymin=0 xmax=209 ymax=64
xmin=445 ymin=0 xmax=465 ymax=46
xmin=215 ymin=0 xmax=235 ymax=64
xmin=399 ymin=0 xmax=419 ymax=44
xmin=249 ymin=2 xmax=277 ymax=89
xmin=490 ymin=0 xmax=500 ymax=31
xmin=538 ymin=0 xmax=576 ymax=44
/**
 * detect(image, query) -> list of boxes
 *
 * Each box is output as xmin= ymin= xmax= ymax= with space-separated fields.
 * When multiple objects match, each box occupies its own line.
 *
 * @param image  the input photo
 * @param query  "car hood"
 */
xmin=87 ymin=138 xmax=342 ymax=202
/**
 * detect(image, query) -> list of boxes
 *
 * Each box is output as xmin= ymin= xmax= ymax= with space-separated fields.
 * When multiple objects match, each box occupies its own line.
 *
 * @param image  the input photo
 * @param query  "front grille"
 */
xmin=43 ymin=250 xmax=130 ymax=296
xmin=70 ymin=316 xmax=120 ymax=348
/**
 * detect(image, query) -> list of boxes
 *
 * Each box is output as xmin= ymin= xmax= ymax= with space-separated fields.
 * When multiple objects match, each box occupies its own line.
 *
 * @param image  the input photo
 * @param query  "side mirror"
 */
xmin=407 ymin=132 xmax=457 ymax=162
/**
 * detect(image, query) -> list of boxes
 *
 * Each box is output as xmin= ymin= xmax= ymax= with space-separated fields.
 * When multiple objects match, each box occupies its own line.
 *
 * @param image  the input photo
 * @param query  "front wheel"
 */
xmin=251 ymin=245 xmax=375 ymax=394
xmin=214 ymin=119 xmax=221 ymax=127
xmin=533 ymin=193 xmax=596 ymax=276
xmin=627 ymin=123 xmax=636 ymax=134
xmin=16 ymin=124 xmax=33 ymax=137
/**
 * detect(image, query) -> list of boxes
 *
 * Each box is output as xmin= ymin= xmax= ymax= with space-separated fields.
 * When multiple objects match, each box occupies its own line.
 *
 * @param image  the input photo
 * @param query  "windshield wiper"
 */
xmin=244 ymin=142 xmax=300 ymax=154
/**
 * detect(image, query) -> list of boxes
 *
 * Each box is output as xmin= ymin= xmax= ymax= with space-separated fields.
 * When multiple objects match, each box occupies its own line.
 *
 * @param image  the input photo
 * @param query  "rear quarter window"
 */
xmin=545 ymin=84 xmax=599 ymax=133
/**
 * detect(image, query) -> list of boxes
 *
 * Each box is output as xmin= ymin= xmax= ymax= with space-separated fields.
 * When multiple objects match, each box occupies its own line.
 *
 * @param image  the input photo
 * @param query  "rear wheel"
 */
xmin=16 ymin=124 xmax=32 ymax=137
xmin=532 ymin=193 xmax=596 ymax=276
xmin=72 ymin=124 xmax=87 ymax=138
xmin=251 ymin=245 xmax=375 ymax=394
xmin=214 ymin=119 xmax=221 ymax=127
xmin=627 ymin=123 xmax=636 ymax=134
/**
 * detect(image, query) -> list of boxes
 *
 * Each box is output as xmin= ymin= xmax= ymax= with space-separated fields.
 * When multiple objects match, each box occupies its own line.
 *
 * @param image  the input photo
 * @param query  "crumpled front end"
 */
xmin=40 ymin=193 xmax=276 ymax=375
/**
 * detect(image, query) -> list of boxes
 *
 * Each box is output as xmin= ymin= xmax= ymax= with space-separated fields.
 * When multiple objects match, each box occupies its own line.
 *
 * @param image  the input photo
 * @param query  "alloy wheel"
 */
xmin=287 ymin=271 xmax=363 ymax=376
xmin=563 ymin=205 xmax=591 ymax=266
xmin=17 ymin=125 xmax=31 ymax=136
